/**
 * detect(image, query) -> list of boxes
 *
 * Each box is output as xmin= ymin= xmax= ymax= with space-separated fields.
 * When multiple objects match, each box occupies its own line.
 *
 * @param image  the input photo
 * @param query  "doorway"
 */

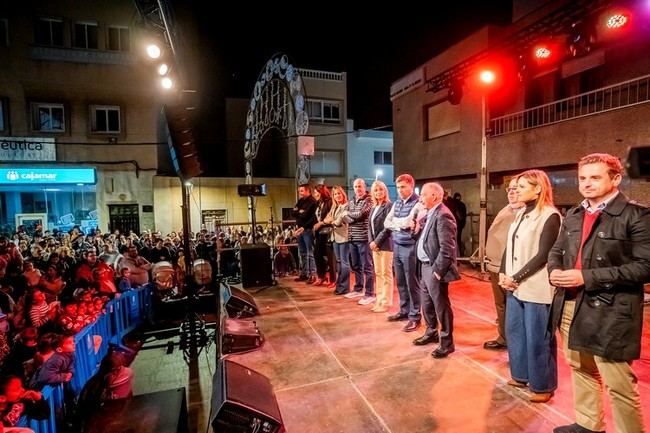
xmin=108 ymin=204 xmax=140 ymax=235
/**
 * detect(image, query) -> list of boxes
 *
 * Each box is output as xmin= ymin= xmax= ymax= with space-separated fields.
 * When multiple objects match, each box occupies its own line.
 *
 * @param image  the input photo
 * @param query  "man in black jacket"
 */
xmin=292 ymin=184 xmax=318 ymax=283
xmin=548 ymin=153 xmax=650 ymax=433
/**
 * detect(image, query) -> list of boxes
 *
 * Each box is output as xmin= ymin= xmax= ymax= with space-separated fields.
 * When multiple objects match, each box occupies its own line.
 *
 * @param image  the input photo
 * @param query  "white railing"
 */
xmin=490 ymin=74 xmax=650 ymax=136
xmin=296 ymin=68 xmax=344 ymax=82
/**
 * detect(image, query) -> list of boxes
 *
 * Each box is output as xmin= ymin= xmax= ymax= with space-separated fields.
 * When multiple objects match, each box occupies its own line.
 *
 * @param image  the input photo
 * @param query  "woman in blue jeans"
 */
xmin=324 ymin=186 xmax=350 ymax=295
xmin=499 ymin=169 xmax=561 ymax=403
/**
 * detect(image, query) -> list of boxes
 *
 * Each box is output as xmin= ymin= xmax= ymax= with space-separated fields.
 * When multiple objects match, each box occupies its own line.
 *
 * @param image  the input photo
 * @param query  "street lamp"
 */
xmin=478 ymin=68 xmax=496 ymax=273
xmin=375 ymin=168 xmax=383 ymax=180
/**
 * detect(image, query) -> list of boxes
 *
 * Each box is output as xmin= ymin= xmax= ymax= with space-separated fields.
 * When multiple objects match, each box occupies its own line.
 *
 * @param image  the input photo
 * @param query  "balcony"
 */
xmin=490 ymin=74 xmax=650 ymax=136
xmin=30 ymin=45 xmax=136 ymax=66
xmin=296 ymin=68 xmax=344 ymax=82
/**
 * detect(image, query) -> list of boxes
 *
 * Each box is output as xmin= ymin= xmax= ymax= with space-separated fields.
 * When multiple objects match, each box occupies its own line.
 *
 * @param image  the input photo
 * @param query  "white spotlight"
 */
xmin=146 ymin=44 xmax=162 ymax=59
xmin=158 ymin=63 xmax=169 ymax=75
xmin=161 ymin=77 xmax=173 ymax=89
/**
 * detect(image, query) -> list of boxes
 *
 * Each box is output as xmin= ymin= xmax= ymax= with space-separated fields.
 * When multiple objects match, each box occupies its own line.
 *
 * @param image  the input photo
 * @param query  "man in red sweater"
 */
xmin=549 ymin=153 xmax=650 ymax=433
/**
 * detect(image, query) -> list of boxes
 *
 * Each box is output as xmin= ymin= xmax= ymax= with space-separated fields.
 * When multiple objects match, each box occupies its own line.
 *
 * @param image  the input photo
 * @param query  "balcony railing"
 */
xmin=490 ymin=74 xmax=650 ymax=136
xmin=296 ymin=68 xmax=344 ymax=82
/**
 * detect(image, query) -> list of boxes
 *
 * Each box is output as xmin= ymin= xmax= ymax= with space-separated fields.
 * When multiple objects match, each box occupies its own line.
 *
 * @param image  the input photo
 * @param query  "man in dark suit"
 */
xmin=413 ymin=182 xmax=460 ymax=358
xmin=549 ymin=153 xmax=650 ymax=433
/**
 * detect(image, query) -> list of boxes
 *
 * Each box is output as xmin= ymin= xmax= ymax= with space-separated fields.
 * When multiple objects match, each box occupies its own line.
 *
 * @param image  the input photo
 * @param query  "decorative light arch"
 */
xmin=244 ymin=53 xmax=309 ymax=184
xmin=243 ymin=53 xmax=310 ymax=229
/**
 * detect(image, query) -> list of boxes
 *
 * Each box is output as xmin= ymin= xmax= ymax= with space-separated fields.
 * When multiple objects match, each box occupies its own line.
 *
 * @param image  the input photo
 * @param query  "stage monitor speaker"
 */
xmin=222 ymin=318 xmax=264 ymax=354
xmin=240 ymin=245 xmax=272 ymax=288
xmin=211 ymin=359 xmax=284 ymax=433
xmin=225 ymin=286 xmax=259 ymax=318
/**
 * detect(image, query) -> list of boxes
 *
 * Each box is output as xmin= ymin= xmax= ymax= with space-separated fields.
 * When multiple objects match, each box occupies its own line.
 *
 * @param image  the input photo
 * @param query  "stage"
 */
xmin=131 ymin=266 xmax=650 ymax=432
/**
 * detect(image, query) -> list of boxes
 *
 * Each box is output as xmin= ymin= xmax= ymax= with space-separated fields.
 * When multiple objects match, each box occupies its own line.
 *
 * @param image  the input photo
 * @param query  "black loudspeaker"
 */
xmin=237 ymin=183 xmax=267 ymax=196
xmin=211 ymin=359 xmax=284 ymax=433
xmin=222 ymin=318 xmax=264 ymax=354
xmin=240 ymin=245 xmax=272 ymax=288
xmin=225 ymin=286 xmax=259 ymax=318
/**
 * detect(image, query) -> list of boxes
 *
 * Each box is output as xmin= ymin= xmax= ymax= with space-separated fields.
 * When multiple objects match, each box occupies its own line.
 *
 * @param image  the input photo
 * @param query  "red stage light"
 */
xmin=535 ymin=47 xmax=552 ymax=59
xmin=479 ymin=70 xmax=495 ymax=84
xmin=606 ymin=13 xmax=629 ymax=29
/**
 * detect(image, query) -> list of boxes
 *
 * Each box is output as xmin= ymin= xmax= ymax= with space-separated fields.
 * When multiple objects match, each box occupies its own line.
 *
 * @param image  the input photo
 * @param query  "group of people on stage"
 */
xmin=292 ymin=152 xmax=649 ymax=433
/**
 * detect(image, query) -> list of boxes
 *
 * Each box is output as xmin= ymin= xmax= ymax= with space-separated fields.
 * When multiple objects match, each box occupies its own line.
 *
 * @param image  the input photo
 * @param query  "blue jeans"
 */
xmin=393 ymin=243 xmax=422 ymax=322
xmin=333 ymin=242 xmax=350 ymax=294
xmin=349 ymin=241 xmax=374 ymax=296
xmin=505 ymin=292 xmax=557 ymax=393
xmin=298 ymin=229 xmax=316 ymax=277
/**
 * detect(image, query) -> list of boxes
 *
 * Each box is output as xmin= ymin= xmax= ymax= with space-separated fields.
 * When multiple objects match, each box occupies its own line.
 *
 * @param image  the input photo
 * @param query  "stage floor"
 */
xmin=131 ymin=266 xmax=650 ymax=433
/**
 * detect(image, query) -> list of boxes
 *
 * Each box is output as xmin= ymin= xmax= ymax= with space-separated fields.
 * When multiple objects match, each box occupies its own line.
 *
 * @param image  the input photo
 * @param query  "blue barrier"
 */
xmin=17 ymin=286 xmax=152 ymax=433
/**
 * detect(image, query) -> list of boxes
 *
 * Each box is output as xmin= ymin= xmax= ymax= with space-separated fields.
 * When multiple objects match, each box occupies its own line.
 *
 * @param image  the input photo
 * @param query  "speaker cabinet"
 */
xmin=211 ymin=359 xmax=284 ymax=433
xmin=240 ymin=245 xmax=272 ymax=288
xmin=222 ymin=318 xmax=264 ymax=354
xmin=225 ymin=286 xmax=258 ymax=318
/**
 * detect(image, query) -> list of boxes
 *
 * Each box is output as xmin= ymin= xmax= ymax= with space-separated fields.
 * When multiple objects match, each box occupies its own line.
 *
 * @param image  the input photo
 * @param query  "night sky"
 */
xmin=173 ymin=1 xmax=512 ymax=174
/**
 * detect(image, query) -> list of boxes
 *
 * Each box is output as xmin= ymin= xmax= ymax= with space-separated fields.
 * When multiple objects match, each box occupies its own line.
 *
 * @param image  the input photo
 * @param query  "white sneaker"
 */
xmin=358 ymin=296 xmax=376 ymax=305
xmin=344 ymin=291 xmax=363 ymax=299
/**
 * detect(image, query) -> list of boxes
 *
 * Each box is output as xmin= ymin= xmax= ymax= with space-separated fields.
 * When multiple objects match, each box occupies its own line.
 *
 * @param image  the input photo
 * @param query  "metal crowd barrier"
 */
xmin=18 ymin=286 xmax=152 ymax=433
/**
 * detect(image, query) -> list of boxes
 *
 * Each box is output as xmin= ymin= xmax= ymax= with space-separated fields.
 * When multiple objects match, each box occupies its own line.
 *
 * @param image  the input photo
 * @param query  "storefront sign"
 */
xmin=0 ymin=168 xmax=96 ymax=185
xmin=0 ymin=137 xmax=56 ymax=161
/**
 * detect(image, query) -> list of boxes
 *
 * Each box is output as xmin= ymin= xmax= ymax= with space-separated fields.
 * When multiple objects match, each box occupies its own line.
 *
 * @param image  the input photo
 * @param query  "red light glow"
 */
xmin=606 ymin=13 xmax=629 ymax=29
xmin=479 ymin=70 xmax=495 ymax=84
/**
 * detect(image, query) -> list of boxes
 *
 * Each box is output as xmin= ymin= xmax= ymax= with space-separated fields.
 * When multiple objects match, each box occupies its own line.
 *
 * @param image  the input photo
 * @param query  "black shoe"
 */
xmin=553 ymin=424 xmax=605 ymax=433
xmin=431 ymin=346 xmax=455 ymax=358
xmin=387 ymin=313 xmax=408 ymax=322
xmin=334 ymin=290 xmax=348 ymax=295
xmin=413 ymin=333 xmax=439 ymax=345
xmin=402 ymin=320 xmax=420 ymax=332
xmin=483 ymin=340 xmax=507 ymax=350
xmin=294 ymin=275 xmax=308 ymax=282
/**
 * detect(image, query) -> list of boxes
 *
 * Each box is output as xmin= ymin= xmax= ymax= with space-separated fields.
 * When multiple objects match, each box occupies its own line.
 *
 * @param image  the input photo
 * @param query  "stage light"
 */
xmin=158 ymin=63 xmax=170 ymax=76
xmin=606 ymin=13 xmax=629 ymax=29
xmin=568 ymin=21 xmax=596 ymax=57
xmin=535 ymin=46 xmax=552 ymax=59
xmin=146 ymin=43 xmax=162 ymax=59
xmin=447 ymin=78 xmax=464 ymax=105
xmin=480 ymin=70 xmax=496 ymax=84
xmin=161 ymin=77 xmax=173 ymax=89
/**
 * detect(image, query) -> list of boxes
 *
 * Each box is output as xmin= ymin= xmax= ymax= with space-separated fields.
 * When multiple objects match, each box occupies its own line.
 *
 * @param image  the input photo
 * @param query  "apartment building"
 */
xmin=0 ymin=0 xmax=168 ymax=235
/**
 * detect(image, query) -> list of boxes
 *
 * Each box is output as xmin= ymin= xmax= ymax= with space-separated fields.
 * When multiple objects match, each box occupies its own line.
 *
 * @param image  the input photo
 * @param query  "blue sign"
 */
xmin=0 ymin=168 xmax=96 ymax=185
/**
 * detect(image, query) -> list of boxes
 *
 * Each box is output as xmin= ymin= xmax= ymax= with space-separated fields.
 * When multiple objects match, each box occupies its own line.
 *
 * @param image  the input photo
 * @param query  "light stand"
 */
xmin=478 ymin=94 xmax=488 ymax=274
xmin=178 ymin=180 xmax=210 ymax=363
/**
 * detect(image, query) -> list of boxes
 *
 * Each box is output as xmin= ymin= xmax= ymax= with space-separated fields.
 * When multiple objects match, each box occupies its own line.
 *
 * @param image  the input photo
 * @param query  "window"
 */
xmin=34 ymin=18 xmax=63 ymax=46
xmin=0 ymin=99 xmax=6 ymax=131
xmin=374 ymin=151 xmax=392 ymax=165
xmin=306 ymin=99 xmax=341 ymax=124
xmin=311 ymin=150 xmax=343 ymax=176
xmin=0 ymin=19 xmax=8 ymax=47
xmin=73 ymin=22 xmax=98 ymax=49
xmin=425 ymin=101 xmax=461 ymax=140
xmin=90 ymin=105 xmax=120 ymax=133
xmin=32 ymin=103 xmax=65 ymax=132
xmin=107 ymin=26 xmax=130 ymax=51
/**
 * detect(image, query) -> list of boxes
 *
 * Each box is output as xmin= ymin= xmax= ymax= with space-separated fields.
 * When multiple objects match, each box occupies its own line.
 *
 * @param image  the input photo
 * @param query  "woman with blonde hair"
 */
xmin=499 ymin=169 xmax=561 ymax=403
xmin=324 ymin=186 xmax=350 ymax=294
xmin=368 ymin=181 xmax=393 ymax=312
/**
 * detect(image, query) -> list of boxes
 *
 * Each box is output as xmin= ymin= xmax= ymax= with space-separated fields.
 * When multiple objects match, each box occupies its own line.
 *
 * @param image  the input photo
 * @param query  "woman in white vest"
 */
xmin=499 ymin=169 xmax=561 ymax=403
xmin=323 ymin=186 xmax=350 ymax=294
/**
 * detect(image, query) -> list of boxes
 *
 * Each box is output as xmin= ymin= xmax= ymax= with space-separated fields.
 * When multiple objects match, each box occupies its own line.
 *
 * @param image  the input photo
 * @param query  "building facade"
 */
xmin=346 ymin=119 xmax=395 ymax=199
xmin=391 ymin=0 xmax=650 ymax=255
xmin=0 ymin=1 xmax=168 ymax=236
